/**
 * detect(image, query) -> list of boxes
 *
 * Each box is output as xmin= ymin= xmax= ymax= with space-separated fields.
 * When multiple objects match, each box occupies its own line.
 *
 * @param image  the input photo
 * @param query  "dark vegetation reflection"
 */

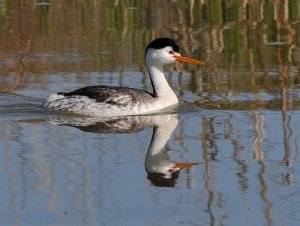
xmin=49 ymin=114 xmax=199 ymax=188
xmin=0 ymin=0 xmax=299 ymax=110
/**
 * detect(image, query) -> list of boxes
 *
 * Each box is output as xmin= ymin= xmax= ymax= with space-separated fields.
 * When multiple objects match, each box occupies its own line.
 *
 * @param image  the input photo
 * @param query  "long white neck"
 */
xmin=146 ymin=60 xmax=178 ymax=103
xmin=145 ymin=115 xmax=178 ymax=173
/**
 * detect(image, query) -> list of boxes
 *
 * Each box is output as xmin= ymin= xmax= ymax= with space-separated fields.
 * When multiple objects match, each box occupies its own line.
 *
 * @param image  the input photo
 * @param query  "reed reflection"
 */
xmin=1 ymin=0 xmax=299 ymax=110
xmin=48 ymin=113 xmax=199 ymax=188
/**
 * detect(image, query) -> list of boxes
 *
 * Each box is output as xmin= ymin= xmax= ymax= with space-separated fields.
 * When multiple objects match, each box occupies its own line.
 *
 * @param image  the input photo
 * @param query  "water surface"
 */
xmin=1 ymin=1 xmax=300 ymax=226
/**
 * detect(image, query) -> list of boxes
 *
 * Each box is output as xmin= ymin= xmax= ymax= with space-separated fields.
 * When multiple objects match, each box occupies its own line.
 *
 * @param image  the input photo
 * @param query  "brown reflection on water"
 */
xmin=0 ymin=1 xmax=299 ymax=97
xmin=282 ymin=111 xmax=298 ymax=169
xmin=257 ymin=161 xmax=273 ymax=226
xmin=252 ymin=111 xmax=265 ymax=161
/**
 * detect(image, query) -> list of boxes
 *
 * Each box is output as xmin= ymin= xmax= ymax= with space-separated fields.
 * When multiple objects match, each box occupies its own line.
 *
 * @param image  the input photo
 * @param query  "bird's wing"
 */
xmin=62 ymin=86 xmax=154 ymax=106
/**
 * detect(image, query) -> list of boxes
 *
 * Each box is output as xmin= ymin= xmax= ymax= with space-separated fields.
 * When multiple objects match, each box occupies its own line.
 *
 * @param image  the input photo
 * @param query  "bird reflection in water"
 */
xmin=49 ymin=114 xmax=199 ymax=187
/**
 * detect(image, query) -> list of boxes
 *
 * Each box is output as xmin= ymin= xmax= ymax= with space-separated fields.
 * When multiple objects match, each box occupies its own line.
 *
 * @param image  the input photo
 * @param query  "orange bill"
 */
xmin=174 ymin=55 xmax=205 ymax=65
xmin=173 ymin=162 xmax=200 ymax=169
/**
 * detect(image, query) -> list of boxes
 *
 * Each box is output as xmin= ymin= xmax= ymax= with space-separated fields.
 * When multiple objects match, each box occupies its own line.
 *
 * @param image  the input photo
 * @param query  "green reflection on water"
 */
xmin=0 ymin=0 xmax=299 ymax=109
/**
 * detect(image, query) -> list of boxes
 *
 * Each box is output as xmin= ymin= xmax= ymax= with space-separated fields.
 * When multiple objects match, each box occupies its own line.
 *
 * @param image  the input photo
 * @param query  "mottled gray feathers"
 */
xmin=60 ymin=85 xmax=155 ymax=105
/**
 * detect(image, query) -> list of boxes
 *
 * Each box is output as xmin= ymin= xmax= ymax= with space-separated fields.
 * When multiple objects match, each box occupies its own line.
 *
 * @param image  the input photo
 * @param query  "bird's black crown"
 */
xmin=146 ymin=38 xmax=180 ymax=55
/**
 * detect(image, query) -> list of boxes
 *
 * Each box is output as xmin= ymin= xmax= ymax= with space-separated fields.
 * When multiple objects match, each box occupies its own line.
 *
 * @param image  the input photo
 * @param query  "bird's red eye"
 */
xmin=169 ymin=51 xmax=174 ymax=55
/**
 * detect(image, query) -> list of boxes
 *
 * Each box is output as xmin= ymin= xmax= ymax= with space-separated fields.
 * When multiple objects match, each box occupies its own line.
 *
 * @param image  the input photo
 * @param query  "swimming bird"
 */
xmin=43 ymin=37 xmax=204 ymax=117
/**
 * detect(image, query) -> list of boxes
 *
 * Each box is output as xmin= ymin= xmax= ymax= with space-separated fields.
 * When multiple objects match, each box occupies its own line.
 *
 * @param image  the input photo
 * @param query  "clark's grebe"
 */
xmin=43 ymin=38 xmax=204 ymax=117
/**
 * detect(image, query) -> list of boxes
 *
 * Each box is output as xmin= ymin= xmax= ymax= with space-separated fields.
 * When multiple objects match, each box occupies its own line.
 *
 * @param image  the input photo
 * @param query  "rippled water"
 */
xmin=1 ymin=1 xmax=300 ymax=226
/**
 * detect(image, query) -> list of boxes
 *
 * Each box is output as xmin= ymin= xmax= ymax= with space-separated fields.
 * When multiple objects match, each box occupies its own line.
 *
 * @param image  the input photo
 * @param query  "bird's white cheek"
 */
xmin=160 ymin=52 xmax=175 ymax=64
